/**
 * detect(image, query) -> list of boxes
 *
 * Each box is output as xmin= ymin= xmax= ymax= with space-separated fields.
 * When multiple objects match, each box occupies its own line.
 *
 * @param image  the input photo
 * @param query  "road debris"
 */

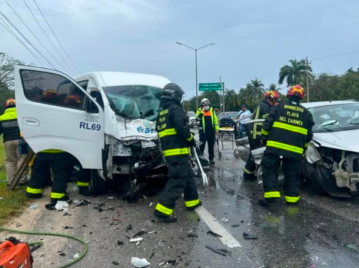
xmin=159 ymin=260 xmax=177 ymax=266
xmin=30 ymin=204 xmax=38 ymax=209
xmin=74 ymin=199 xmax=91 ymax=207
xmin=133 ymin=230 xmax=147 ymax=237
xmin=55 ymin=201 xmax=69 ymax=211
xmin=126 ymin=224 xmax=133 ymax=232
xmin=158 ymin=240 xmax=167 ymax=248
xmin=130 ymin=237 xmax=143 ymax=243
xmin=221 ymin=218 xmax=229 ymax=223
xmin=243 ymin=232 xmax=258 ymax=239
xmin=73 ymin=253 xmax=80 ymax=259
xmin=207 ymin=230 xmax=222 ymax=238
xmin=107 ymin=196 xmax=114 ymax=200
xmin=345 ymin=244 xmax=358 ymax=252
xmin=150 ymin=253 xmax=155 ymax=259
xmin=117 ymin=241 xmax=124 ymax=246
xmin=131 ymin=257 xmax=150 ymax=267
xmin=231 ymin=224 xmax=240 ymax=227
xmin=63 ymin=213 xmax=72 ymax=216
xmin=63 ymin=226 xmax=73 ymax=229
xmin=205 ymin=246 xmax=228 ymax=256
xmin=187 ymin=231 xmax=198 ymax=238
xmin=112 ymin=261 xmax=119 ymax=265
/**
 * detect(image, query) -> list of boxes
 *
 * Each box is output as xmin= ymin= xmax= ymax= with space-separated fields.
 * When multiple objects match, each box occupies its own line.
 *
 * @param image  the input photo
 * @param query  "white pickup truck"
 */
xmin=15 ymin=66 xmax=171 ymax=199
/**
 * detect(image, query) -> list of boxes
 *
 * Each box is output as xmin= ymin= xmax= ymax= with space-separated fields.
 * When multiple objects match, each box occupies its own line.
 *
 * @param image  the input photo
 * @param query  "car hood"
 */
xmin=313 ymin=129 xmax=359 ymax=153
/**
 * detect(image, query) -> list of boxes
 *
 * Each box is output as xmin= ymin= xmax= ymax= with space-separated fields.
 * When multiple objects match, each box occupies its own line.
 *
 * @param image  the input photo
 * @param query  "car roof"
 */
xmin=74 ymin=71 xmax=171 ymax=88
xmin=302 ymin=100 xmax=358 ymax=108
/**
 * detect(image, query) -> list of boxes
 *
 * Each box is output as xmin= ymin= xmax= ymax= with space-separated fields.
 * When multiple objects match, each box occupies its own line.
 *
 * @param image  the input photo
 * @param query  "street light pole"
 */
xmin=176 ymin=42 xmax=215 ymax=110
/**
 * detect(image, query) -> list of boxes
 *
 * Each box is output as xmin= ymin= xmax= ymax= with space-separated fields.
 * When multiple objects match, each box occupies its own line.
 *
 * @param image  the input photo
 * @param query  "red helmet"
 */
xmin=64 ymin=94 xmax=82 ymax=106
xmin=264 ymin=90 xmax=280 ymax=102
xmin=287 ymin=85 xmax=305 ymax=99
xmin=5 ymin=98 xmax=16 ymax=108
xmin=41 ymin=89 xmax=58 ymax=104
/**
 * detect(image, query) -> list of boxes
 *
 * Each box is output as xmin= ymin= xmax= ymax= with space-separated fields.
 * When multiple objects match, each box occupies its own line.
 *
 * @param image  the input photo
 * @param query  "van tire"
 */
xmin=90 ymin=170 xmax=107 ymax=195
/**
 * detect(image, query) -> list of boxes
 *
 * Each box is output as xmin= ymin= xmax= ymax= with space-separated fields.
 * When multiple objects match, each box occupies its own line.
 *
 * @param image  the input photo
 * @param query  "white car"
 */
xmin=187 ymin=111 xmax=197 ymax=127
xmin=15 ymin=66 xmax=171 ymax=200
xmin=237 ymin=100 xmax=359 ymax=198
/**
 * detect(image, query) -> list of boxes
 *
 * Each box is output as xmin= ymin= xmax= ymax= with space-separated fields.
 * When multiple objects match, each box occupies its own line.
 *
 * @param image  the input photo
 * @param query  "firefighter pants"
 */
xmin=155 ymin=160 xmax=199 ymax=217
xmin=243 ymin=153 xmax=256 ymax=179
xmin=26 ymin=152 xmax=71 ymax=201
xmin=261 ymin=152 xmax=301 ymax=204
xmin=199 ymin=131 xmax=215 ymax=161
xmin=77 ymin=169 xmax=90 ymax=189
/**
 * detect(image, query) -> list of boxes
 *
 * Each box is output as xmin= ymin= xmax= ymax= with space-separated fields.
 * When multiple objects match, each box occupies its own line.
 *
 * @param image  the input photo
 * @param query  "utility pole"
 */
xmin=222 ymin=80 xmax=225 ymax=113
xmin=306 ymin=56 xmax=310 ymax=102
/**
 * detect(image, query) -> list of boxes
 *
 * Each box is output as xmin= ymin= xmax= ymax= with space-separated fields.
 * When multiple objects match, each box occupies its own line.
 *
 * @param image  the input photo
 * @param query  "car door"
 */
xmin=14 ymin=66 xmax=104 ymax=169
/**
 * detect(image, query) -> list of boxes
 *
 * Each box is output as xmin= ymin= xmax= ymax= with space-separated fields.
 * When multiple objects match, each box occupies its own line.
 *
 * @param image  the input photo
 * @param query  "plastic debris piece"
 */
xmin=30 ymin=204 xmax=39 ymax=209
xmin=74 ymin=253 xmax=80 ymax=259
xmin=205 ymin=246 xmax=227 ymax=256
xmin=107 ymin=196 xmax=114 ymax=200
xmin=130 ymin=237 xmax=143 ymax=243
xmin=117 ymin=241 xmax=124 ymax=246
xmin=74 ymin=199 xmax=91 ymax=207
xmin=148 ymin=231 xmax=157 ymax=234
xmin=136 ymin=241 xmax=141 ymax=246
xmin=112 ymin=261 xmax=119 ymax=265
xmin=149 ymin=202 xmax=153 ymax=207
xmin=207 ymin=231 xmax=222 ymax=238
xmin=159 ymin=260 xmax=177 ymax=266
xmin=221 ymin=218 xmax=229 ymax=223
xmin=126 ymin=224 xmax=133 ymax=231
xmin=55 ymin=201 xmax=69 ymax=211
xmin=243 ymin=232 xmax=258 ymax=239
xmin=133 ymin=231 xmax=147 ymax=238
xmin=131 ymin=257 xmax=151 ymax=267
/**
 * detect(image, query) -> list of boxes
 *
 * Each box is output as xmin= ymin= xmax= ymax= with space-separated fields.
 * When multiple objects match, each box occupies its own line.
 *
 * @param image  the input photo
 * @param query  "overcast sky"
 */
xmin=1 ymin=0 xmax=359 ymax=97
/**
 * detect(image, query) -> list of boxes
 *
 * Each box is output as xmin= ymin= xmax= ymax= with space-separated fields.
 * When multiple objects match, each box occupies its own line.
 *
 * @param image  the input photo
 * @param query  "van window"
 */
xmin=20 ymin=70 xmax=86 ymax=111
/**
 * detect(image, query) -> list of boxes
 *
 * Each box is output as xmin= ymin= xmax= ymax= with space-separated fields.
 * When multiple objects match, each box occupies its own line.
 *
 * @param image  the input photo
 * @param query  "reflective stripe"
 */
xmin=185 ymin=199 xmax=200 ymax=207
xmin=261 ymin=129 xmax=269 ymax=135
xmin=26 ymin=187 xmax=42 ymax=194
xmin=264 ymin=191 xmax=281 ymax=198
xmin=159 ymin=109 xmax=168 ymax=116
xmin=42 ymin=149 xmax=64 ymax=153
xmin=186 ymin=134 xmax=194 ymax=142
xmin=244 ymin=167 xmax=254 ymax=174
xmin=155 ymin=203 xmax=173 ymax=215
xmin=163 ymin=148 xmax=189 ymax=157
xmin=267 ymin=141 xmax=304 ymax=154
xmin=285 ymin=196 xmax=300 ymax=203
xmin=273 ymin=122 xmax=308 ymax=135
xmin=51 ymin=192 xmax=65 ymax=199
xmin=159 ymin=128 xmax=177 ymax=138
xmin=77 ymin=181 xmax=89 ymax=187
xmin=304 ymin=143 xmax=309 ymax=148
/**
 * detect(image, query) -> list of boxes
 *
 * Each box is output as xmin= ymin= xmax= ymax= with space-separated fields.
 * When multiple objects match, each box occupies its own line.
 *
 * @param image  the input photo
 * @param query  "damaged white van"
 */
xmin=14 ymin=66 xmax=171 ymax=199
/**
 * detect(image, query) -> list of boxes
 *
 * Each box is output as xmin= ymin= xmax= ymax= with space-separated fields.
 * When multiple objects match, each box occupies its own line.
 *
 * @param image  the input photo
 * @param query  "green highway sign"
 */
xmin=199 ymin=83 xmax=222 ymax=92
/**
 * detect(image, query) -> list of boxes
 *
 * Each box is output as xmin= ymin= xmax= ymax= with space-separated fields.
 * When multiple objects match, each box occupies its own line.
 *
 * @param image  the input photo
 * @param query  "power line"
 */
xmin=23 ymin=0 xmax=75 ymax=75
xmin=33 ymin=0 xmax=80 ymax=74
xmin=0 ymin=17 xmax=46 ymax=67
xmin=0 ymin=11 xmax=55 ymax=68
xmin=4 ymin=0 xmax=68 ymax=71
xmin=312 ymin=49 xmax=359 ymax=61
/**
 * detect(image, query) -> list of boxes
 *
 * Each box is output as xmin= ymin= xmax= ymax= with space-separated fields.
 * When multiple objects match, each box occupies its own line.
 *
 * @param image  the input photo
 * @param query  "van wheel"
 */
xmin=89 ymin=170 xmax=107 ymax=195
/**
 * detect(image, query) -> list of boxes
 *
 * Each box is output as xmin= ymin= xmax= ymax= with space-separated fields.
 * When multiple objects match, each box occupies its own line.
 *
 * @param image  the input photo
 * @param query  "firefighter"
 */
xmin=26 ymin=90 xmax=72 ymax=204
xmin=154 ymin=83 xmax=200 ymax=223
xmin=260 ymin=85 xmax=314 ymax=205
xmin=0 ymin=98 xmax=27 ymax=186
xmin=195 ymin=98 xmax=219 ymax=165
xmin=243 ymin=90 xmax=280 ymax=180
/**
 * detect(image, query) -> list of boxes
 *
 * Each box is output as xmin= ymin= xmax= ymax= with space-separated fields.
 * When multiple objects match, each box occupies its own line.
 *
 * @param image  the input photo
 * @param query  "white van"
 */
xmin=15 ymin=66 xmax=171 ymax=197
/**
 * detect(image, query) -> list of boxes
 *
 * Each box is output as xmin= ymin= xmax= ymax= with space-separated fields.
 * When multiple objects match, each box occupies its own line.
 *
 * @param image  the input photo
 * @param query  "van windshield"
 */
xmin=103 ymin=85 xmax=162 ymax=121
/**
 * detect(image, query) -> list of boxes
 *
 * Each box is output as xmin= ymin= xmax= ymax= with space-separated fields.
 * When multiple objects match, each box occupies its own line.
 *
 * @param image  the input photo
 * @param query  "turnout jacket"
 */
xmin=156 ymin=99 xmax=193 ymax=164
xmin=261 ymin=100 xmax=314 ymax=160
xmin=0 ymin=107 xmax=21 ymax=143
xmin=250 ymin=99 xmax=272 ymax=141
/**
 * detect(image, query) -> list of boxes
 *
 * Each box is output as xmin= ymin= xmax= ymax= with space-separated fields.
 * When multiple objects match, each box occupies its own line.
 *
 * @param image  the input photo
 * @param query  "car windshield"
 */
xmin=104 ymin=85 xmax=162 ymax=121
xmin=309 ymin=103 xmax=359 ymax=132
xmin=187 ymin=111 xmax=195 ymax=117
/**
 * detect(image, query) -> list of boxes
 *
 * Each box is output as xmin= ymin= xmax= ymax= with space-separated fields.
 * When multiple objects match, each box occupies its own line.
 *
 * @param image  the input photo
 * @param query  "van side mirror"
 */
xmin=85 ymin=97 xmax=99 ymax=113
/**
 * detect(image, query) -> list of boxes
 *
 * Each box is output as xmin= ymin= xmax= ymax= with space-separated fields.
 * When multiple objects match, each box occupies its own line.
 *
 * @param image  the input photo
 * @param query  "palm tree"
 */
xmin=237 ymin=79 xmax=265 ymax=110
xmin=268 ymin=83 xmax=279 ymax=91
xmin=278 ymin=59 xmax=312 ymax=86
xmin=224 ymin=89 xmax=237 ymax=111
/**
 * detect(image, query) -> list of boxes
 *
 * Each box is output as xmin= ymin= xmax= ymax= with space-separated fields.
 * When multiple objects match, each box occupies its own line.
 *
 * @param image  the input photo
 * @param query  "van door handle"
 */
xmin=23 ymin=117 xmax=40 ymax=126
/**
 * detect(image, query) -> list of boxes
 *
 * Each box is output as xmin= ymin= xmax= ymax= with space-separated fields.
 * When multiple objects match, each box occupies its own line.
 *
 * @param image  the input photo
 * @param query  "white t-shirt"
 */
xmin=238 ymin=110 xmax=252 ymax=123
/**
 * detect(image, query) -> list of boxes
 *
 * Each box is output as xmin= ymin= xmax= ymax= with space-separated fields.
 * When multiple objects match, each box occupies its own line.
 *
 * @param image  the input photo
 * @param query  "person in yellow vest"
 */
xmin=195 ymin=98 xmax=219 ymax=165
xmin=0 ymin=98 xmax=27 ymax=186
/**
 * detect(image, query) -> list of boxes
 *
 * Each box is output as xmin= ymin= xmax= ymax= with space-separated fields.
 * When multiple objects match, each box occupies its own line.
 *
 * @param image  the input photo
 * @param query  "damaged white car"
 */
xmin=15 ymin=66 xmax=171 ymax=200
xmin=237 ymin=100 xmax=359 ymax=198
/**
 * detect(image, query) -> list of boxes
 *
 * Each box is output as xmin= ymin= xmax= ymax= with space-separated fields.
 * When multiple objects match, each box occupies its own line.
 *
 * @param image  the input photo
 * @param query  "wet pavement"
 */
xmin=4 ymin=135 xmax=359 ymax=268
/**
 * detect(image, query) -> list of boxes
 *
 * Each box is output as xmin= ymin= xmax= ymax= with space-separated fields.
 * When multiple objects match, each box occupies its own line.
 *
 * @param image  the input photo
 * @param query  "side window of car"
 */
xmin=20 ymin=70 xmax=86 ymax=111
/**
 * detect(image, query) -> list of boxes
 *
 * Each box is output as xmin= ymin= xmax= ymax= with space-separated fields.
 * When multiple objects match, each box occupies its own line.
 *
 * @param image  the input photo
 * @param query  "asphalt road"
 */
xmin=3 ymin=133 xmax=359 ymax=268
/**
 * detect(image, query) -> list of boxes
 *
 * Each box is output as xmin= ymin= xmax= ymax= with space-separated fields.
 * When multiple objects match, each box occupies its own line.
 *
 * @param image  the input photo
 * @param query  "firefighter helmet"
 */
xmin=200 ymin=98 xmax=210 ymax=105
xmin=264 ymin=90 xmax=280 ymax=102
xmin=287 ymin=85 xmax=305 ymax=100
xmin=5 ymin=98 xmax=16 ymax=108
xmin=162 ymin=83 xmax=184 ymax=103
xmin=41 ymin=89 xmax=58 ymax=103
xmin=64 ymin=94 xmax=82 ymax=106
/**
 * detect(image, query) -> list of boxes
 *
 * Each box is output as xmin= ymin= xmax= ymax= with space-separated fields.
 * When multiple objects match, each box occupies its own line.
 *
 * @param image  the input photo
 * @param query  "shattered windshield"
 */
xmin=309 ymin=103 xmax=359 ymax=132
xmin=104 ymin=85 xmax=162 ymax=121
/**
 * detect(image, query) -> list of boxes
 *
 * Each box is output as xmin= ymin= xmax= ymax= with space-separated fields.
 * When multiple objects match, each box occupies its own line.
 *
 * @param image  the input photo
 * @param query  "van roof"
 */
xmin=74 ymin=71 xmax=171 ymax=88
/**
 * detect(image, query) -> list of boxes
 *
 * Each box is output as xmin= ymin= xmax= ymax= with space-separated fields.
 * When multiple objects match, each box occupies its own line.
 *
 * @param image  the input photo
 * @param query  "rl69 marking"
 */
xmin=80 ymin=122 xmax=101 ymax=131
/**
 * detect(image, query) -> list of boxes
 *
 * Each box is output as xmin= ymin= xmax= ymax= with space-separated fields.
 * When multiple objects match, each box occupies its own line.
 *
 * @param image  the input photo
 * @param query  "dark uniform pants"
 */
xmin=155 ymin=160 xmax=199 ymax=216
xmin=243 ymin=153 xmax=256 ymax=179
xmin=199 ymin=131 xmax=215 ymax=161
xmin=77 ymin=169 xmax=90 ymax=189
xmin=262 ymin=152 xmax=301 ymax=204
xmin=26 ymin=152 xmax=71 ymax=201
